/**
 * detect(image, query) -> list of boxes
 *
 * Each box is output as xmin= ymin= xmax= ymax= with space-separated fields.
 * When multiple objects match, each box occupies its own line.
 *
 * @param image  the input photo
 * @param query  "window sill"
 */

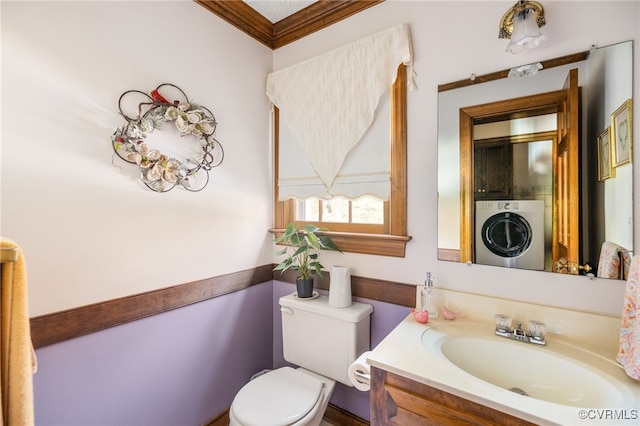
xmin=269 ymin=229 xmax=412 ymax=257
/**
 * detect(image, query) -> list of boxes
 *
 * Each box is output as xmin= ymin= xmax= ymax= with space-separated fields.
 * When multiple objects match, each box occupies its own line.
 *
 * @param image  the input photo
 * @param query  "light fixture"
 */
xmin=499 ymin=1 xmax=546 ymax=54
xmin=508 ymin=62 xmax=543 ymax=79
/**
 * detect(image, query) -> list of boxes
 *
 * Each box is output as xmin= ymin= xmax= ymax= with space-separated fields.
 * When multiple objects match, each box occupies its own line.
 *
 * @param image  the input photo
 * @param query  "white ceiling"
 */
xmin=244 ymin=0 xmax=315 ymax=23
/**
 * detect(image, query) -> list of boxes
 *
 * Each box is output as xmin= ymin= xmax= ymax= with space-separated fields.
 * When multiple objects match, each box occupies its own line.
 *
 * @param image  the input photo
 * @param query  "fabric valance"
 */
xmin=267 ymin=23 xmax=415 ymax=199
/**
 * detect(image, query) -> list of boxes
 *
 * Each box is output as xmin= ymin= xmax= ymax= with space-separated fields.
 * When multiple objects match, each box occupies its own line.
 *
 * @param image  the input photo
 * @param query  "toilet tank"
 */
xmin=279 ymin=293 xmax=373 ymax=386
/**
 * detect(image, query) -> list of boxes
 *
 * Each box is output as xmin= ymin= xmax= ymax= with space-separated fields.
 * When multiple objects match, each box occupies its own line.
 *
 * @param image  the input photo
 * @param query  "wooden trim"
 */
xmin=31 ymin=264 xmax=417 ymax=349
xmin=459 ymin=107 xmax=474 ymax=264
xmin=273 ymin=268 xmax=416 ymax=307
xmin=195 ymin=0 xmax=273 ymax=48
xmin=291 ymin=220 xmax=386 ymax=235
xmin=273 ymin=106 xmax=287 ymax=230
xmin=438 ymin=51 xmax=590 ymax=92
xmin=475 ymin=130 xmax=557 ymax=146
xmin=460 ymin=90 xmax=564 ymax=121
xmin=30 ymin=265 xmax=273 ymax=349
xmin=390 ymin=64 xmax=408 ymax=236
xmin=272 ymin=0 xmax=384 ymax=49
xmin=203 ymin=408 xmax=229 ymax=426
xmin=325 ymin=403 xmax=369 ymax=426
xmin=203 ymin=403 xmax=368 ymax=426
xmin=327 ymin=231 xmax=411 ymax=257
xmin=271 ymin=228 xmax=411 ymax=258
xmin=437 ymin=248 xmax=460 ymax=262
xmin=195 ymin=0 xmax=385 ymax=50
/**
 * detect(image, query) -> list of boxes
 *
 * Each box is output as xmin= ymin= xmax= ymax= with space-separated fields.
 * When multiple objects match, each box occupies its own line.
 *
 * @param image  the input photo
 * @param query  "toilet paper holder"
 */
xmin=353 ymin=369 xmax=370 ymax=385
xmin=348 ymin=351 xmax=372 ymax=391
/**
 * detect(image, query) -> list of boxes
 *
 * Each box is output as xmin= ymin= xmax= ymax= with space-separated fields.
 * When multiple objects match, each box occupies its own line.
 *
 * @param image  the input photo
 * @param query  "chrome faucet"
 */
xmin=494 ymin=316 xmax=546 ymax=346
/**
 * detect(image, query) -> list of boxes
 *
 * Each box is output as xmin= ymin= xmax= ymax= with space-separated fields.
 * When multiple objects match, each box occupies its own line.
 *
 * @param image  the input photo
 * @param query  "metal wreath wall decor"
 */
xmin=111 ymin=83 xmax=224 ymax=192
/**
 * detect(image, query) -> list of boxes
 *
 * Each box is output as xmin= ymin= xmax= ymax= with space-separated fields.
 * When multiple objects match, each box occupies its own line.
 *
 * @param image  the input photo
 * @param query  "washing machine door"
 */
xmin=481 ymin=212 xmax=532 ymax=258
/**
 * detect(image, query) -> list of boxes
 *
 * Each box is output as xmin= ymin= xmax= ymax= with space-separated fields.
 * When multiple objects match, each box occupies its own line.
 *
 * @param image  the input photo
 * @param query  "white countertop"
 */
xmin=367 ymin=313 xmax=640 ymax=425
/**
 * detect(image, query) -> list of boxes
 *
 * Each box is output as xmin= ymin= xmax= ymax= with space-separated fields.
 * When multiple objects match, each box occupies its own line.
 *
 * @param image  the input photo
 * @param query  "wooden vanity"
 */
xmin=370 ymin=367 xmax=535 ymax=425
xmin=365 ymin=296 xmax=640 ymax=426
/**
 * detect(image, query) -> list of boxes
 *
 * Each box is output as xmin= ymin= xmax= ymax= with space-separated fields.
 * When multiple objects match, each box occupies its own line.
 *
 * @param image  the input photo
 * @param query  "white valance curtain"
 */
xmin=267 ymin=24 xmax=415 ymax=201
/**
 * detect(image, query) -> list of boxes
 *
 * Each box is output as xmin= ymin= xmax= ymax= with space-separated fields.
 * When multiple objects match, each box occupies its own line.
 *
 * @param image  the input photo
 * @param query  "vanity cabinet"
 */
xmin=474 ymin=141 xmax=513 ymax=200
xmin=370 ymin=367 xmax=535 ymax=426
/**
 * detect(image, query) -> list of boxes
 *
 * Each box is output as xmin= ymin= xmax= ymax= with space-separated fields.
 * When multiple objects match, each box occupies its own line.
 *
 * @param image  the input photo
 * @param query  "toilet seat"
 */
xmin=231 ymin=367 xmax=324 ymax=426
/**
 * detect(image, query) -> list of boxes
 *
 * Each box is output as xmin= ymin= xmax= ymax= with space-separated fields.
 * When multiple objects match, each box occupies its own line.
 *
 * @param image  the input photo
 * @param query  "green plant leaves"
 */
xmin=273 ymin=222 xmax=341 ymax=279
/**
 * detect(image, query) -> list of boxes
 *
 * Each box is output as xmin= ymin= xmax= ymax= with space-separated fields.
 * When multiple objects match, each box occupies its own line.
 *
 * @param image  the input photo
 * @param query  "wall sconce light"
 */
xmin=499 ymin=1 xmax=546 ymax=54
xmin=508 ymin=62 xmax=543 ymax=79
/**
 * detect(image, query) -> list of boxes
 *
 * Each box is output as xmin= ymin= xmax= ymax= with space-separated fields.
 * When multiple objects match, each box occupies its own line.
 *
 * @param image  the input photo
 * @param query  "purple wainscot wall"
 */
xmin=33 ymin=281 xmax=274 ymax=426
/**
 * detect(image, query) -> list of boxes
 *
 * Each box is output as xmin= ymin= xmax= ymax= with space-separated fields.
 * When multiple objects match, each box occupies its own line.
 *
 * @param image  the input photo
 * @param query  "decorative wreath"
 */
xmin=111 ymin=83 xmax=224 ymax=192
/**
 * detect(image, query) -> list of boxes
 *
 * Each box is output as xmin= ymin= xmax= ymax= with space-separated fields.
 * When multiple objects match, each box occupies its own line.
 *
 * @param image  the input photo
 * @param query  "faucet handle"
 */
xmin=494 ymin=314 xmax=512 ymax=331
xmin=527 ymin=320 xmax=546 ymax=340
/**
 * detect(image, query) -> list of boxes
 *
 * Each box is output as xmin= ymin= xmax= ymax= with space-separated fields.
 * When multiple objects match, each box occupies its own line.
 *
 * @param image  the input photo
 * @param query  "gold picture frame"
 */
xmin=611 ymin=99 xmax=633 ymax=167
xmin=597 ymin=126 xmax=614 ymax=181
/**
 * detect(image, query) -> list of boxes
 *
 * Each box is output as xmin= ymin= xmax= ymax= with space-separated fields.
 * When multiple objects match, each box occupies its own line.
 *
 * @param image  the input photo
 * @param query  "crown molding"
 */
xmin=195 ymin=0 xmax=385 ymax=49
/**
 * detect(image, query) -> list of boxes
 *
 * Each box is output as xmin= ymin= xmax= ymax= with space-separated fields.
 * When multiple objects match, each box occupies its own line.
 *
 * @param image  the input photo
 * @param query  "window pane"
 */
xmin=352 ymin=196 xmax=384 ymax=224
xmin=322 ymin=197 xmax=349 ymax=223
xmin=294 ymin=196 xmax=384 ymax=225
xmin=295 ymin=198 xmax=319 ymax=221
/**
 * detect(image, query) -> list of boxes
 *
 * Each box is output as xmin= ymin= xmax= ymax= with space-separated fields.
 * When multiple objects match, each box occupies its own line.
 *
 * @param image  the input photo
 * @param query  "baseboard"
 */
xmin=202 ymin=409 xmax=229 ymax=426
xmin=202 ymin=403 xmax=369 ymax=426
xmin=325 ymin=403 xmax=370 ymax=425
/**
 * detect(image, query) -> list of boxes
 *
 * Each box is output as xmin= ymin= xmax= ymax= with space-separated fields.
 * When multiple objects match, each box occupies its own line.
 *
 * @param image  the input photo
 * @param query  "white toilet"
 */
xmin=229 ymin=293 xmax=373 ymax=426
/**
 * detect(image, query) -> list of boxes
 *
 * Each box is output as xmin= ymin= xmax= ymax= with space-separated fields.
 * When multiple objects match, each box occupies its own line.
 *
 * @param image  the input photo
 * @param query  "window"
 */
xmin=273 ymin=65 xmax=410 ymax=257
xmin=295 ymin=195 xmax=385 ymax=232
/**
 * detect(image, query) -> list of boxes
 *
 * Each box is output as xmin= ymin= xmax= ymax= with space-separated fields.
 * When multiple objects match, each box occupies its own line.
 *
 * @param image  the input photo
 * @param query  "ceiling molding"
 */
xmin=195 ymin=0 xmax=385 ymax=50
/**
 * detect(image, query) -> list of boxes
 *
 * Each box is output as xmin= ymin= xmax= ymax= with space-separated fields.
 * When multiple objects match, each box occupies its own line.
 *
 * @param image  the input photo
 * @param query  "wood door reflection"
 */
xmin=552 ymin=68 xmax=580 ymax=273
xmin=459 ymin=88 xmax=576 ymax=271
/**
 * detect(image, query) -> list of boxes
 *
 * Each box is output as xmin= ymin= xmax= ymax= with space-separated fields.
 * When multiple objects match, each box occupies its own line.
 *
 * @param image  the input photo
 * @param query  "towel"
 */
xmin=266 ymin=24 xmax=415 ymax=193
xmin=597 ymin=241 xmax=631 ymax=280
xmin=617 ymin=255 xmax=640 ymax=381
xmin=1 ymin=238 xmax=36 ymax=426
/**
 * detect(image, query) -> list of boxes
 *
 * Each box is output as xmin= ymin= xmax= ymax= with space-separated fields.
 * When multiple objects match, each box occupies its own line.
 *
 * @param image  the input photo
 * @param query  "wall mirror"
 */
xmin=437 ymin=40 xmax=633 ymax=280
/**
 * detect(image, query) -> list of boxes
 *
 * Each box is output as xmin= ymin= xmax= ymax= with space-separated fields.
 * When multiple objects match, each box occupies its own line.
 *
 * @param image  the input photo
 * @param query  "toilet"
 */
xmin=229 ymin=293 xmax=373 ymax=426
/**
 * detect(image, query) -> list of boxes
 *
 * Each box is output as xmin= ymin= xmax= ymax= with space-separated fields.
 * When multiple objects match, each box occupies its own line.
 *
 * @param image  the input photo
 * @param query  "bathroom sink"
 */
xmin=422 ymin=331 xmax=635 ymax=408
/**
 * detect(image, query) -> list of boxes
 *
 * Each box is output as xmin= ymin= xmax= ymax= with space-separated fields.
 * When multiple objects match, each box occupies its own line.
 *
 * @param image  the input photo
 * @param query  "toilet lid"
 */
xmin=232 ymin=367 xmax=323 ymax=426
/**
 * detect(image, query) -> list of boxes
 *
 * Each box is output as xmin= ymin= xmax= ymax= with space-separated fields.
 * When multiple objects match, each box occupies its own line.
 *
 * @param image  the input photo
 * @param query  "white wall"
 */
xmin=601 ymin=43 xmax=634 ymax=250
xmin=3 ymin=1 xmax=638 ymax=319
xmin=272 ymin=1 xmax=640 ymax=316
xmin=1 ymin=1 xmax=274 ymax=315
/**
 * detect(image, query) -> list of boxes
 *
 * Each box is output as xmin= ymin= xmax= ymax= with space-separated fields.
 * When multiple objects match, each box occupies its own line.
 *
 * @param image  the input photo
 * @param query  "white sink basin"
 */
xmin=422 ymin=331 xmax=635 ymax=408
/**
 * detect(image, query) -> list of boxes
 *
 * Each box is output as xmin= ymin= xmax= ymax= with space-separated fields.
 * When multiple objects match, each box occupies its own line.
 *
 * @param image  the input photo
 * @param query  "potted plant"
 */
xmin=274 ymin=222 xmax=341 ymax=298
